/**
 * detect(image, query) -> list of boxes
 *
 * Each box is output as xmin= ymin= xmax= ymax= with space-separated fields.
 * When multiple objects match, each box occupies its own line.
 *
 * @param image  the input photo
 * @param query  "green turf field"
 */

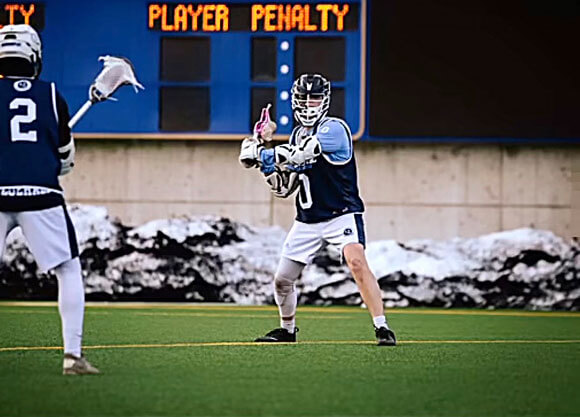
xmin=0 ymin=303 xmax=579 ymax=417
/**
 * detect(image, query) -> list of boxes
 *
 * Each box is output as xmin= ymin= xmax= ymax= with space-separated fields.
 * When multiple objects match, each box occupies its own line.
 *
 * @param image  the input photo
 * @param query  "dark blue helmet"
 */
xmin=291 ymin=73 xmax=331 ymax=127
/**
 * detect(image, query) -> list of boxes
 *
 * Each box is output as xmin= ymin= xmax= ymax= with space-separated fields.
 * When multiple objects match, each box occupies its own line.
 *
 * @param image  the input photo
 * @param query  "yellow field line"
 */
xmin=1 ymin=339 xmax=580 ymax=353
xmin=0 ymin=302 xmax=579 ymax=318
xmin=0 ymin=310 xmax=345 ymax=319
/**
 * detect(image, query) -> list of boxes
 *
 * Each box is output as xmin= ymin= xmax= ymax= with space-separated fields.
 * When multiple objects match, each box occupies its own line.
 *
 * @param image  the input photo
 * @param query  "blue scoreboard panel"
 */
xmin=0 ymin=0 xmax=366 ymax=140
xmin=2 ymin=0 xmax=578 ymax=142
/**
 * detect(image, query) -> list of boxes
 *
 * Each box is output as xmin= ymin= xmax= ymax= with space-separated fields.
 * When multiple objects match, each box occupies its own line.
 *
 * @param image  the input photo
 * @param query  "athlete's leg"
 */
xmin=17 ymin=206 xmax=99 ymax=372
xmin=255 ymin=220 xmax=321 ymax=342
xmin=343 ymin=243 xmax=396 ymax=346
xmin=53 ymin=257 xmax=85 ymax=357
xmin=343 ymin=243 xmax=384 ymax=318
xmin=324 ymin=213 xmax=396 ymax=345
xmin=274 ymin=257 xmax=306 ymax=333
xmin=55 ymin=257 xmax=98 ymax=374
xmin=17 ymin=206 xmax=84 ymax=354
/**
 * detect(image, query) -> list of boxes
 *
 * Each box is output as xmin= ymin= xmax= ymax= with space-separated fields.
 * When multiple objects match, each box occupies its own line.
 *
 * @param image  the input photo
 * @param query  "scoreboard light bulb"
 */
xmin=280 ymin=41 xmax=290 ymax=51
xmin=280 ymin=115 xmax=289 ymax=126
xmin=280 ymin=91 xmax=289 ymax=101
xmin=280 ymin=64 xmax=289 ymax=75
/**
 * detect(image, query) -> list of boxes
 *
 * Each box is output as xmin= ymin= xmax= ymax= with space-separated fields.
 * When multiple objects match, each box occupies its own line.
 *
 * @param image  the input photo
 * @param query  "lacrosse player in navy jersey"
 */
xmin=0 ymin=25 xmax=99 ymax=374
xmin=240 ymin=74 xmax=396 ymax=346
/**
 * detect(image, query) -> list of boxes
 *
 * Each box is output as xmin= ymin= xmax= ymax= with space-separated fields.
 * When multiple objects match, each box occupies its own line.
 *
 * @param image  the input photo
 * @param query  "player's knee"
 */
xmin=346 ymin=256 xmax=366 ymax=276
xmin=344 ymin=244 xmax=368 ymax=274
xmin=274 ymin=275 xmax=295 ymax=296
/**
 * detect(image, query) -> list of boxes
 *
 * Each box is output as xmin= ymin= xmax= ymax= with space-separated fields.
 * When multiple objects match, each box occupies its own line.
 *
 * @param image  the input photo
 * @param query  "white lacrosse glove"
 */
xmin=58 ymin=140 xmax=75 ymax=176
xmin=239 ymin=137 xmax=264 ymax=169
xmin=274 ymin=135 xmax=322 ymax=168
xmin=264 ymin=168 xmax=300 ymax=198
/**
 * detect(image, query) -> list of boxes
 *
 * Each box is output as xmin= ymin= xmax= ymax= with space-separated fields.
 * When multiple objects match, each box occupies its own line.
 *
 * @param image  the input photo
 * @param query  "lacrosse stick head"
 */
xmin=89 ymin=55 xmax=144 ymax=103
xmin=253 ymin=103 xmax=277 ymax=142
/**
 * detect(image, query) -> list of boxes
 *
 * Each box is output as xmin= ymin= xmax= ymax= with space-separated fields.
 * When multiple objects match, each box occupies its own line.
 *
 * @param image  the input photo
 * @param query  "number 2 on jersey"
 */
xmin=9 ymin=98 xmax=37 ymax=142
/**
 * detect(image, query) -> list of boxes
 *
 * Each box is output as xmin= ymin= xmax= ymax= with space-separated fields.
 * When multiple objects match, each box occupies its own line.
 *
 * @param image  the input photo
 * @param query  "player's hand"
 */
xmin=264 ymin=168 xmax=299 ymax=198
xmin=239 ymin=137 xmax=264 ymax=168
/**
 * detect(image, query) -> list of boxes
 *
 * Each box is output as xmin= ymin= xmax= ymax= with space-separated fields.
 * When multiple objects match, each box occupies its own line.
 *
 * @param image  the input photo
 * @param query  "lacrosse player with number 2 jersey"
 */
xmin=0 ymin=24 xmax=99 ymax=374
xmin=240 ymin=74 xmax=397 ymax=346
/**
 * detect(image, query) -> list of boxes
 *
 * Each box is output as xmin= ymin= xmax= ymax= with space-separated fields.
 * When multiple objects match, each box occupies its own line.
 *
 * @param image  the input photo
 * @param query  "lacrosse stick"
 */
xmin=239 ymin=103 xmax=278 ymax=168
xmin=252 ymin=103 xmax=277 ymax=142
xmin=68 ymin=55 xmax=144 ymax=128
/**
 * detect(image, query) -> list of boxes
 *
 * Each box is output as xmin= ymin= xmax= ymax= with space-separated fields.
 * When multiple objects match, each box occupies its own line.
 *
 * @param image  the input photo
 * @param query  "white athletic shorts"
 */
xmin=0 ymin=205 xmax=79 ymax=272
xmin=281 ymin=212 xmax=366 ymax=264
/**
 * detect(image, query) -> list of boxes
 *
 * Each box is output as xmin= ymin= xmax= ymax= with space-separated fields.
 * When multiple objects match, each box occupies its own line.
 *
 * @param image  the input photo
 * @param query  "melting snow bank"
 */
xmin=1 ymin=205 xmax=578 ymax=310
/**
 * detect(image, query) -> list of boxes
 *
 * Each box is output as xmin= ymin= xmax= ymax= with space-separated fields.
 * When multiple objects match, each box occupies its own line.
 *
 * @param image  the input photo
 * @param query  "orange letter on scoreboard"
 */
xmin=251 ymin=5 xmax=265 ymax=32
xmin=148 ymin=4 xmax=162 ymax=28
xmin=188 ymin=5 xmax=204 ymax=31
xmin=203 ymin=4 xmax=216 ymax=32
xmin=19 ymin=4 xmax=35 ymax=25
xmin=264 ymin=4 xmax=277 ymax=32
xmin=303 ymin=5 xmax=317 ymax=31
xmin=161 ymin=4 xmax=175 ymax=31
xmin=316 ymin=4 xmax=333 ymax=32
xmin=4 ymin=4 xmax=19 ymax=24
xmin=215 ymin=4 xmax=229 ymax=32
xmin=291 ymin=5 xmax=304 ymax=31
xmin=174 ymin=4 xmax=189 ymax=31
xmin=333 ymin=4 xmax=349 ymax=31
xmin=277 ymin=4 xmax=292 ymax=32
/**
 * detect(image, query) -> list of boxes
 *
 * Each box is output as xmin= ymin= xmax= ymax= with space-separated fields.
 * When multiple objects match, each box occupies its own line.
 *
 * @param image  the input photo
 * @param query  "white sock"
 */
xmin=274 ymin=280 xmax=297 ymax=333
xmin=373 ymin=315 xmax=389 ymax=329
xmin=281 ymin=317 xmax=296 ymax=333
xmin=54 ymin=258 xmax=85 ymax=357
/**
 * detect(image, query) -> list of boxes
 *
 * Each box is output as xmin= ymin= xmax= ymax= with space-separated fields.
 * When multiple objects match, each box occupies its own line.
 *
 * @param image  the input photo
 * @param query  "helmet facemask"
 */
xmin=0 ymin=24 xmax=42 ymax=78
xmin=291 ymin=74 xmax=331 ymax=127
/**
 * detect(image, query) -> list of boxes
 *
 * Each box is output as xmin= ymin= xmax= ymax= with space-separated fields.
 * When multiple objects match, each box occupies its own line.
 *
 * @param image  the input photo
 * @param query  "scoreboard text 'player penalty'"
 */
xmin=148 ymin=3 xmax=351 ymax=32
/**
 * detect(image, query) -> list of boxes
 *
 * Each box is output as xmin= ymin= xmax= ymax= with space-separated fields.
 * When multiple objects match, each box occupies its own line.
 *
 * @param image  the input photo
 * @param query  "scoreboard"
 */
xmin=2 ymin=0 xmax=579 ymax=142
xmin=0 ymin=0 xmax=365 ymax=140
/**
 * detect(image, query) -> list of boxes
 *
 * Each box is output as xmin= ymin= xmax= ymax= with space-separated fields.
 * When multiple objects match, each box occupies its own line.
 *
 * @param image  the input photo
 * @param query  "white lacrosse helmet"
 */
xmin=0 ymin=24 xmax=42 ymax=77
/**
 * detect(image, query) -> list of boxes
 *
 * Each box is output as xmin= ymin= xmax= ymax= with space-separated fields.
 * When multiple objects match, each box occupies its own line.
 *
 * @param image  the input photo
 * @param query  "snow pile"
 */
xmin=0 ymin=205 xmax=578 ymax=310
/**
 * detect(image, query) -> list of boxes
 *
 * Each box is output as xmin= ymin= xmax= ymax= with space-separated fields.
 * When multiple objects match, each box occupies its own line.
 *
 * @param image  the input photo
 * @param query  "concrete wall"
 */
xmin=61 ymin=141 xmax=579 ymax=240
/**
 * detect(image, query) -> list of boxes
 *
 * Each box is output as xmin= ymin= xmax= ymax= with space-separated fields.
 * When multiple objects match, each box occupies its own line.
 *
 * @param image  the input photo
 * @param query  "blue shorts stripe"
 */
xmin=62 ymin=205 xmax=79 ymax=258
xmin=354 ymin=213 xmax=366 ymax=248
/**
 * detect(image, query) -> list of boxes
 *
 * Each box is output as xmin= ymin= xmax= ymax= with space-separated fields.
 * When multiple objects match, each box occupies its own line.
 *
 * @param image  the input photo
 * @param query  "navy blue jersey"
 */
xmin=0 ymin=77 xmax=72 ymax=211
xmin=291 ymin=117 xmax=365 ymax=223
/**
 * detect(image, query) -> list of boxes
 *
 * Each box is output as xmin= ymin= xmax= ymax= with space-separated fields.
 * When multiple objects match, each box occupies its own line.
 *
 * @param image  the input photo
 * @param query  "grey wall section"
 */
xmin=61 ymin=141 xmax=578 ymax=239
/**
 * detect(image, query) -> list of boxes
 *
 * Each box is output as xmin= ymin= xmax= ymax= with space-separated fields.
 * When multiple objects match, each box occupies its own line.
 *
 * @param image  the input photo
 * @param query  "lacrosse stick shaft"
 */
xmin=68 ymin=100 xmax=93 ymax=129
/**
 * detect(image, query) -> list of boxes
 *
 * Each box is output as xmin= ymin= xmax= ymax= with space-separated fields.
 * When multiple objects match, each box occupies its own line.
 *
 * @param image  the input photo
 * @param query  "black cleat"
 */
xmin=255 ymin=327 xmax=299 ymax=342
xmin=375 ymin=326 xmax=397 ymax=346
